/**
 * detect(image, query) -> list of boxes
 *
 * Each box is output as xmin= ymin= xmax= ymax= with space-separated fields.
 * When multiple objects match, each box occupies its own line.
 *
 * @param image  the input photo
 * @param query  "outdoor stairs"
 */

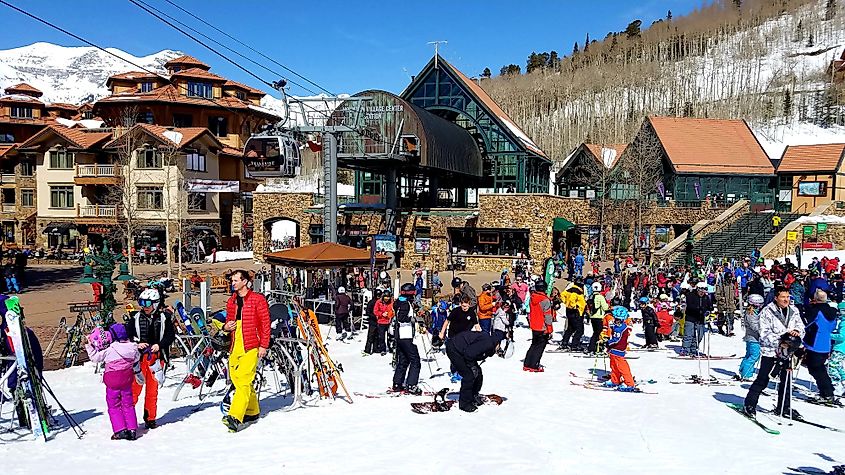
xmin=671 ymin=212 xmax=803 ymax=266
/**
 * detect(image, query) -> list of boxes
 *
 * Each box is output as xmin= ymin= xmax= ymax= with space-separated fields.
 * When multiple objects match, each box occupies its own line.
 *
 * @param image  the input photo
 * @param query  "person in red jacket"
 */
xmin=374 ymin=293 xmax=395 ymax=355
xmin=605 ymin=306 xmax=636 ymax=390
xmin=222 ymin=270 xmax=270 ymax=432
xmin=523 ymin=281 xmax=553 ymax=372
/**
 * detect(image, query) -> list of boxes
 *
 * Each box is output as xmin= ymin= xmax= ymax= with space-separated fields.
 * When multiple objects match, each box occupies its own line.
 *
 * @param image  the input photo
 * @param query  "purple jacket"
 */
xmin=85 ymin=341 xmax=139 ymax=374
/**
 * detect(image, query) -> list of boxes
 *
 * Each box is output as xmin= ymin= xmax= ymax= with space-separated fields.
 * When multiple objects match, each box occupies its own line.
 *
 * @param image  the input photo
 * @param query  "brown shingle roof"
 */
xmin=18 ymin=125 xmax=112 ymax=150
xmin=220 ymin=146 xmax=244 ymax=157
xmin=95 ymin=84 xmax=279 ymax=119
xmin=165 ymin=55 xmax=210 ymax=70
xmin=584 ymin=143 xmax=627 ymax=169
xmin=0 ymin=144 xmax=18 ymax=158
xmin=223 ymin=80 xmax=265 ymax=95
xmin=106 ymin=71 xmax=163 ymax=86
xmin=436 ymin=57 xmax=547 ymax=159
xmin=46 ymin=102 xmax=79 ymax=111
xmin=777 ymin=143 xmax=845 ymax=173
xmin=0 ymin=95 xmax=44 ymax=105
xmin=104 ymin=123 xmax=221 ymax=149
xmin=171 ymin=67 xmax=226 ymax=82
xmin=647 ymin=116 xmax=774 ymax=175
xmin=4 ymin=83 xmax=43 ymax=97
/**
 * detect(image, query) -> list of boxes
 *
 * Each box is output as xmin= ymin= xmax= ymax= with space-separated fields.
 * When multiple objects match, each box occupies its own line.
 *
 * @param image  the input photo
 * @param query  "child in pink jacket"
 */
xmin=86 ymin=323 xmax=140 ymax=440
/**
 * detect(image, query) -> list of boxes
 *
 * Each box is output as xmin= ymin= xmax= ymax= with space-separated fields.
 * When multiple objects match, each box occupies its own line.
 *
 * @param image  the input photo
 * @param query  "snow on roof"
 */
xmin=162 ymin=130 xmax=183 ymax=145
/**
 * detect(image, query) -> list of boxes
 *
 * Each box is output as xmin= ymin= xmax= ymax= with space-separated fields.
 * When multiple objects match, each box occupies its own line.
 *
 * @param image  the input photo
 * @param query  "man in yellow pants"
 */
xmin=222 ymin=270 xmax=270 ymax=432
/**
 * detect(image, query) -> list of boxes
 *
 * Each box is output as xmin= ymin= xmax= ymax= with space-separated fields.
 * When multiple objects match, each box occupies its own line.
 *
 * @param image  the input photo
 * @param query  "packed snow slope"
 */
xmin=2 ymin=321 xmax=844 ymax=475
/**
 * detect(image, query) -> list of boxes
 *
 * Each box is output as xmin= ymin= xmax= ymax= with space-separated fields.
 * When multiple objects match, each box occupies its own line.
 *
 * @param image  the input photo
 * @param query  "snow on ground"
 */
xmin=204 ymin=251 xmax=253 ymax=263
xmin=3 ymin=321 xmax=844 ymax=475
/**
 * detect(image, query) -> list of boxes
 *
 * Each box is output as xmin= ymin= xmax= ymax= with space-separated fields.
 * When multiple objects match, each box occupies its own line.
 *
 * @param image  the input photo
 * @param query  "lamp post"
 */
xmin=79 ymin=241 xmax=135 ymax=325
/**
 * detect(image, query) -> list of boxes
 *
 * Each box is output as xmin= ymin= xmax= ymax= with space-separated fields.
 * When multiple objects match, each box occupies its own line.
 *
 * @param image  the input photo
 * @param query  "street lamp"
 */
xmin=78 ymin=241 xmax=135 ymax=325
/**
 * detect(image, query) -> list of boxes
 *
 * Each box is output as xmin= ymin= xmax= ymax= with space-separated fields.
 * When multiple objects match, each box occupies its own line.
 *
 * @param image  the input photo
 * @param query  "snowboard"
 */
xmin=5 ymin=296 xmax=50 ymax=440
xmin=725 ymin=402 xmax=780 ymax=435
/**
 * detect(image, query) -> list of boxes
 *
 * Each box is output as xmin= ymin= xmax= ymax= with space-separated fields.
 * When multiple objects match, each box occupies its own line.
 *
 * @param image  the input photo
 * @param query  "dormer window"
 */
xmin=187 ymin=81 xmax=213 ymax=99
xmin=140 ymin=82 xmax=154 ymax=93
xmin=82 ymin=110 xmax=93 ymax=119
xmin=236 ymin=91 xmax=246 ymax=100
xmin=171 ymin=66 xmax=182 ymax=72
xmin=10 ymin=106 xmax=33 ymax=119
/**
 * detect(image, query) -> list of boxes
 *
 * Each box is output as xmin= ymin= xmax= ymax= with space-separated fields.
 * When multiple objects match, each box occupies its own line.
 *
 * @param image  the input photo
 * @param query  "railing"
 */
xmin=77 ymin=204 xmax=118 ymax=218
xmin=76 ymin=164 xmax=120 ymax=178
xmin=1 ymin=203 xmax=14 ymax=213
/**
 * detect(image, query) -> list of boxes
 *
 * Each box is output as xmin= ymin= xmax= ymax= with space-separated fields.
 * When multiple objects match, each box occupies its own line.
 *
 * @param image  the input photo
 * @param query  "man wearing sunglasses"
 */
xmin=126 ymin=288 xmax=175 ymax=430
xmin=222 ymin=269 xmax=270 ymax=432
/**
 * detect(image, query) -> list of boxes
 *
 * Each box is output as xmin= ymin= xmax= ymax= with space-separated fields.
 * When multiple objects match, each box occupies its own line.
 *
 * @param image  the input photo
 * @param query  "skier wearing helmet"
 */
xmin=125 ymin=287 xmax=175 ymax=429
xmin=392 ymin=283 xmax=422 ymax=394
xmin=735 ymin=293 xmax=765 ymax=381
xmin=587 ymin=281 xmax=609 ymax=354
xmin=605 ymin=306 xmax=636 ymax=391
xmin=523 ymin=280 xmax=553 ymax=372
xmin=333 ymin=286 xmax=353 ymax=340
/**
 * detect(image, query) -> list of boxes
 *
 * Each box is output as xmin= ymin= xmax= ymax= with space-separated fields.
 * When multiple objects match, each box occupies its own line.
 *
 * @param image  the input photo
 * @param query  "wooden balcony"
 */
xmin=74 ymin=164 xmax=122 ymax=185
xmin=76 ymin=204 xmax=119 ymax=224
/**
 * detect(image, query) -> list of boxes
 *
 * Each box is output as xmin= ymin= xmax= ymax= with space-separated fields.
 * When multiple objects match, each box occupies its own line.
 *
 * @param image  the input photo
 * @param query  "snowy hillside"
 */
xmin=5 ymin=321 xmax=845 ymax=475
xmin=0 ymin=42 xmax=181 ymax=104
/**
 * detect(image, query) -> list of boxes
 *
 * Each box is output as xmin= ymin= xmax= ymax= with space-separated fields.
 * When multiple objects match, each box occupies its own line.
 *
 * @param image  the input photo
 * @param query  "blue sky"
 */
xmin=1 ymin=0 xmax=704 ymax=97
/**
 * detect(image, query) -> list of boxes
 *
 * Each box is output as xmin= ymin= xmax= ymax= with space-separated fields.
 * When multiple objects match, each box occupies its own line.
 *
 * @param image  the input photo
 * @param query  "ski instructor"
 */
xmin=222 ymin=270 xmax=270 ymax=432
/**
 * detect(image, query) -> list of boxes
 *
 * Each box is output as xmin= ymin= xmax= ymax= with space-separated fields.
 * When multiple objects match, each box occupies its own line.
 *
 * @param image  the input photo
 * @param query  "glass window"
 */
xmin=49 ymin=150 xmax=75 ymax=169
xmin=10 ymin=106 xmax=33 ymax=118
xmin=136 ymin=149 xmax=161 ymax=169
xmin=187 ymin=81 xmax=213 ymax=98
xmin=21 ymin=189 xmax=34 ymax=207
xmin=49 ymin=186 xmax=74 ymax=208
xmin=137 ymin=186 xmax=163 ymax=210
xmin=188 ymin=192 xmax=206 ymax=211
xmin=208 ymin=116 xmax=227 ymax=137
xmin=186 ymin=151 xmax=206 ymax=172
xmin=447 ymin=228 xmax=529 ymax=257
xmin=242 ymin=193 xmax=253 ymax=214
xmin=140 ymin=82 xmax=154 ymax=92
xmin=19 ymin=161 xmax=34 ymax=176
xmin=173 ymin=114 xmax=193 ymax=128
xmin=236 ymin=91 xmax=246 ymax=100
xmin=137 ymin=111 xmax=154 ymax=124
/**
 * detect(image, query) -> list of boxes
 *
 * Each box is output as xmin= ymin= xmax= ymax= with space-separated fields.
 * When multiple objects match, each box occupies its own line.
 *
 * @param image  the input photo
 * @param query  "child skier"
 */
xmin=829 ymin=302 xmax=845 ymax=396
xmin=85 ymin=324 xmax=140 ymax=440
xmin=605 ymin=306 xmax=636 ymax=391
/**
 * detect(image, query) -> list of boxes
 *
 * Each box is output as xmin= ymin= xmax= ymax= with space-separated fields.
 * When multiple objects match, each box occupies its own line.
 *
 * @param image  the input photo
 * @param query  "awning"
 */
xmin=137 ymin=225 xmax=165 ymax=236
xmin=43 ymin=222 xmax=77 ymax=235
xmin=190 ymin=225 xmax=216 ymax=234
xmin=186 ymin=179 xmax=240 ymax=193
xmin=552 ymin=217 xmax=575 ymax=232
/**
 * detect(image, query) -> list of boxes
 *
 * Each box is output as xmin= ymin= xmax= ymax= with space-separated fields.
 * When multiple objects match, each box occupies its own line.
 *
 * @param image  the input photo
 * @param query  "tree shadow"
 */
xmin=24 ymin=266 xmax=86 ymax=292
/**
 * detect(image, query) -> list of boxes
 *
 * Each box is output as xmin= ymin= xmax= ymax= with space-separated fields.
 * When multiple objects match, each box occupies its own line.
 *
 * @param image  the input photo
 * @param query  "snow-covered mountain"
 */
xmin=0 ymin=42 xmax=181 ymax=104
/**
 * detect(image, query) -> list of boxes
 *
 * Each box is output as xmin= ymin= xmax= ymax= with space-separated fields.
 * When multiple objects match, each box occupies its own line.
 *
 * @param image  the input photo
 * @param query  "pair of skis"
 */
xmin=568 ymin=372 xmax=657 ymax=394
xmin=726 ymin=403 xmax=843 ymax=434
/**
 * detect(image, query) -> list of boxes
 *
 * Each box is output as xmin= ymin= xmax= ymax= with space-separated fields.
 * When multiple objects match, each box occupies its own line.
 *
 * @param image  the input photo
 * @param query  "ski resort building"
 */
xmin=775 ymin=143 xmax=845 ymax=213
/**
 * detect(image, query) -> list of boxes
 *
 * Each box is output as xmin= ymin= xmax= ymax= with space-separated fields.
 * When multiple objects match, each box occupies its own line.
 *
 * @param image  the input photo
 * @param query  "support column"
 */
xmin=323 ymin=133 xmax=338 ymax=243
xmin=427 ymin=175 xmax=439 ymax=208
xmin=385 ymin=168 xmax=398 ymax=234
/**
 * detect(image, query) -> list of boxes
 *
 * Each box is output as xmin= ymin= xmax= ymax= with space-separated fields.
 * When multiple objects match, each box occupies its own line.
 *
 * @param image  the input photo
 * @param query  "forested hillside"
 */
xmin=480 ymin=0 xmax=845 ymax=162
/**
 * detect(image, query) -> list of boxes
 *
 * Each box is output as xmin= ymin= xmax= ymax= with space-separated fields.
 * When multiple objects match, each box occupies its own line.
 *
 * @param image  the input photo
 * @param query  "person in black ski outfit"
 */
xmin=640 ymin=297 xmax=659 ymax=348
xmin=446 ymin=329 xmax=498 ymax=412
xmin=392 ymin=283 xmax=422 ymax=394
xmin=363 ymin=289 xmax=381 ymax=355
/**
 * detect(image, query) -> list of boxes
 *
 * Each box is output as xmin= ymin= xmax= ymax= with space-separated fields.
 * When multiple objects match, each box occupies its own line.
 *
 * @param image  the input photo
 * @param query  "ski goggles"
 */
xmin=138 ymin=298 xmax=158 ymax=308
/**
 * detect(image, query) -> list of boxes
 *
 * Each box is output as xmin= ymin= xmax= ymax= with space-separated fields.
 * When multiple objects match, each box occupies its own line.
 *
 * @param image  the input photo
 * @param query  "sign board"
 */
xmin=803 ymin=225 xmax=815 ymax=236
xmin=778 ymin=189 xmax=792 ymax=202
xmin=786 ymin=230 xmax=798 ymax=241
xmin=818 ymin=222 xmax=828 ymax=233
xmin=414 ymin=238 xmax=430 ymax=254
xmin=803 ymin=242 xmax=834 ymax=250
xmin=374 ymin=234 xmax=397 ymax=253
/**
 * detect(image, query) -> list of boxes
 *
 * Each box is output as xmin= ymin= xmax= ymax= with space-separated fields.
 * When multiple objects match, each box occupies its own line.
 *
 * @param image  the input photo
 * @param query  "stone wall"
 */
xmin=252 ymin=192 xmax=315 ymax=257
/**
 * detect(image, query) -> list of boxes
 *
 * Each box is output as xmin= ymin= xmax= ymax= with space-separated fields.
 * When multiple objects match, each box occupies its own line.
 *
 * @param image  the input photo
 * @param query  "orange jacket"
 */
xmin=374 ymin=299 xmax=395 ymax=325
xmin=478 ymin=292 xmax=495 ymax=320
xmin=528 ymin=291 xmax=553 ymax=333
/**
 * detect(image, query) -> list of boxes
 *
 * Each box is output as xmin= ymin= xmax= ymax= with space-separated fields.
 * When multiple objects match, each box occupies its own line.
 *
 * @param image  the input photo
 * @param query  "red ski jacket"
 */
xmin=226 ymin=290 xmax=270 ymax=351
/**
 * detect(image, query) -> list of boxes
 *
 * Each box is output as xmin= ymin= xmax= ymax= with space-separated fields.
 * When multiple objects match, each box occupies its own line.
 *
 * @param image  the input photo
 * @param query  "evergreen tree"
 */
xmin=584 ymin=33 xmax=590 ymax=52
xmin=826 ymin=0 xmax=837 ymax=20
xmin=667 ymin=10 xmax=673 ymax=21
xmin=807 ymin=32 xmax=815 ymax=47
xmin=573 ymin=42 xmax=580 ymax=55
xmin=624 ymin=20 xmax=642 ymax=38
xmin=548 ymin=51 xmax=560 ymax=69
xmin=683 ymin=101 xmax=694 ymax=117
xmin=481 ymin=67 xmax=491 ymax=79
xmin=500 ymin=64 xmax=521 ymax=76
xmin=783 ymin=88 xmax=793 ymax=117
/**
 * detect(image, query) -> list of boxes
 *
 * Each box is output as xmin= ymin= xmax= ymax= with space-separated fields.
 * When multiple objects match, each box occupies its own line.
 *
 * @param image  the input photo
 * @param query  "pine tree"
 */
xmin=499 ymin=64 xmax=521 ymax=76
xmin=573 ymin=42 xmax=580 ymax=55
xmin=482 ymin=67 xmax=491 ymax=79
xmin=624 ymin=20 xmax=642 ymax=39
xmin=807 ymin=32 xmax=815 ymax=47
xmin=826 ymin=0 xmax=837 ymax=20
xmin=584 ymin=33 xmax=590 ymax=52
xmin=548 ymin=51 xmax=560 ymax=69
xmin=783 ymin=88 xmax=793 ymax=117
xmin=667 ymin=10 xmax=672 ymax=21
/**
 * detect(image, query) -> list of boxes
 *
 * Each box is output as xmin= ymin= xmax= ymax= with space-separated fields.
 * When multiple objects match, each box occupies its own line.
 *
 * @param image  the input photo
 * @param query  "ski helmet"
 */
xmin=695 ymin=281 xmax=708 ymax=290
xmin=591 ymin=282 xmax=603 ymax=292
xmin=138 ymin=288 xmax=161 ymax=308
xmin=611 ymin=306 xmax=629 ymax=321
xmin=109 ymin=323 xmax=128 ymax=342
xmin=534 ymin=280 xmax=548 ymax=292
xmin=639 ymin=297 xmax=650 ymax=304
xmin=451 ymin=277 xmax=463 ymax=289
xmin=747 ymin=294 xmax=765 ymax=307
xmin=400 ymin=282 xmax=416 ymax=296
xmin=88 ymin=327 xmax=112 ymax=351
xmin=337 ymin=286 xmax=346 ymax=294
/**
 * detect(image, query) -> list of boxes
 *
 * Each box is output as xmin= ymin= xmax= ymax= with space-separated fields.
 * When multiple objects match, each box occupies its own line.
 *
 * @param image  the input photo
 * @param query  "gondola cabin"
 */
xmin=243 ymin=135 xmax=301 ymax=178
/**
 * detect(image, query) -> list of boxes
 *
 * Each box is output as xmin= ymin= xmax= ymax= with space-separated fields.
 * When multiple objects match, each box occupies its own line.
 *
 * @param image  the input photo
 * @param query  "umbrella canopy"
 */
xmin=264 ymin=242 xmax=389 ymax=269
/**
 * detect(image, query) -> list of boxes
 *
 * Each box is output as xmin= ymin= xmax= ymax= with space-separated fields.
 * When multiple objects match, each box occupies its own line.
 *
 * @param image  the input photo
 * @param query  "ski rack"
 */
xmin=288 ymin=299 xmax=352 ymax=403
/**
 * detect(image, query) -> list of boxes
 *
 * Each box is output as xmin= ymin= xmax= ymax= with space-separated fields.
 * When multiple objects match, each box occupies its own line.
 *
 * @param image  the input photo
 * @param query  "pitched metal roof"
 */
xmin=776 ymin=143 xmax=845 ymax=173
xmin=647 ymin=116 xmax=774 ymax=175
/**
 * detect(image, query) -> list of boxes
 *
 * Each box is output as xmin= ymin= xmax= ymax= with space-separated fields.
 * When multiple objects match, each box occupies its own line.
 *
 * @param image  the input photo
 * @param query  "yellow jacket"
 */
xmin=564 ymin=285 xmax=587 ymax=315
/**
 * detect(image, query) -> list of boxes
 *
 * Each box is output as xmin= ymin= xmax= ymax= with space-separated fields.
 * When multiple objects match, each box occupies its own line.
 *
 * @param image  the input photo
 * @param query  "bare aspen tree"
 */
xmin=105 ymin=107 xmax=141 ymax=275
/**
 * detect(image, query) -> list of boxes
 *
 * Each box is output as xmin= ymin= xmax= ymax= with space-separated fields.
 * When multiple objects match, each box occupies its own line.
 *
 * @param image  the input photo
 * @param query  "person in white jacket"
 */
xmin=743 ymin=287 xmax=805 ymax=418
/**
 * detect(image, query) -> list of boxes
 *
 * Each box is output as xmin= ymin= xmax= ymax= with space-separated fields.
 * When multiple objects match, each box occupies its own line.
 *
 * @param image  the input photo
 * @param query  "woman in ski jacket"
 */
xmin=737 ymin=294 xmax=764 ymax=380
xmin=374 ymin=294 xmax=394 ymax=354
xmin=86 ymin=324 xmax=140 ymax=440
xmin=828 ymin=306 xmax=845 ymax=395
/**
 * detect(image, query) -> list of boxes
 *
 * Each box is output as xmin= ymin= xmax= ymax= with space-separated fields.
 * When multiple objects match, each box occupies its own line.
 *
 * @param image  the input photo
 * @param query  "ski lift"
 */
xmin=242 ymin=134 xmax=301 ymax=178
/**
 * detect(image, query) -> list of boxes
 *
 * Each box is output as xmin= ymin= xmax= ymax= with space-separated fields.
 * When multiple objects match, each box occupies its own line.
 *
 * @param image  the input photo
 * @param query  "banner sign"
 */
xmin=186 ymin=179 xmax=239 ymax=193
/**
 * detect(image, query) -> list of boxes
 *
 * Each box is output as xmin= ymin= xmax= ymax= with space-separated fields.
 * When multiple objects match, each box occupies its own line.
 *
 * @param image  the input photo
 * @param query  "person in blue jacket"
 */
xmin=734 ymin=260 xmax=753 ymax=298
xmin=574 ymin=250 xmax=585 ymax=278
xmin=803 ymin=290 xmax=841 ymax=405
xmin=804 ymin=270 xmax=831 ymax=308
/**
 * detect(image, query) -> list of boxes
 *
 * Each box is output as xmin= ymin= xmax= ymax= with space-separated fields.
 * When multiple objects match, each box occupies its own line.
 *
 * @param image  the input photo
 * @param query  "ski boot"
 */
xmin=774 ymin=406 xmax=801 ymax=420
xmin=111 ymin=431 xmax=125 ymax=440
xmin=450 ymin=372 xmax=463 ymax=383
xmin=184 ymin=374 xmax=202 ymax=389
xmin=144 ymin=420 xmax=158 ymax=430
xmin=222 ymin=415 xmax=241 ymax=432
xmin=473 ymin=394 xmax=486 ymax=406
xmin=459 ymin=403 xmax=477 ymax=413
xmin=602 ymin=381 xmax=619 ymax=389
xmin=742 ymin=405 xmax=757 ymax=418
xmin=405 ymin=385 xmax=423 ymax=396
